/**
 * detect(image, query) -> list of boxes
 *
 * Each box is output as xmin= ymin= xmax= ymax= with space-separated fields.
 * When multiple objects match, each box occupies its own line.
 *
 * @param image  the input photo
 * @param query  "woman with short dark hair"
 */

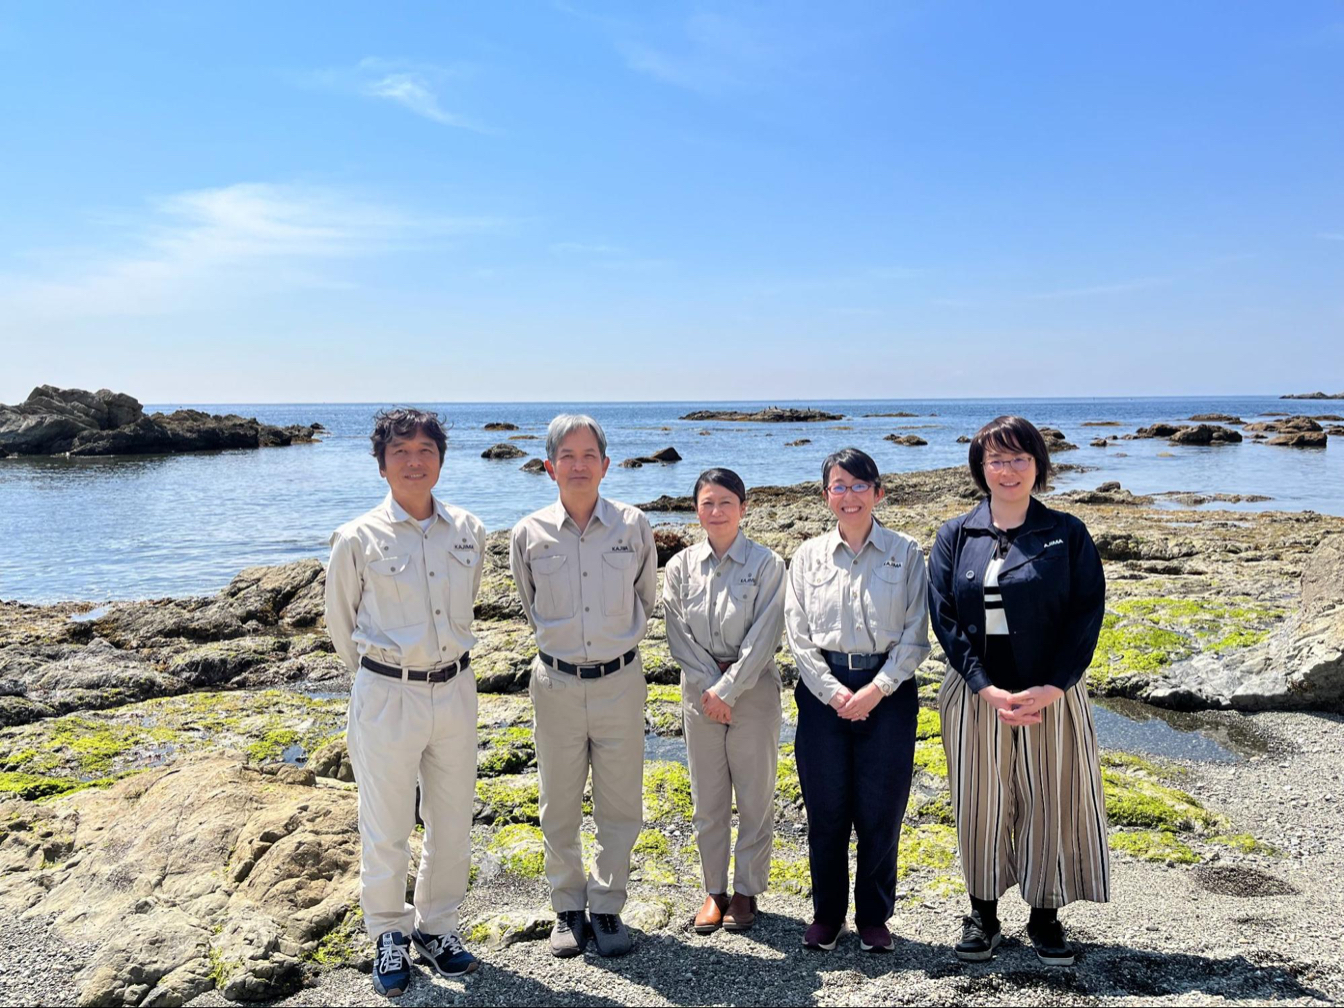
xmin=662 ymin=468 xmax=787 ymax=934
xmin=928 ymin=416 xmax=1109 ymax=967
xmin=784 ymin=448 xmax=930 ymax=954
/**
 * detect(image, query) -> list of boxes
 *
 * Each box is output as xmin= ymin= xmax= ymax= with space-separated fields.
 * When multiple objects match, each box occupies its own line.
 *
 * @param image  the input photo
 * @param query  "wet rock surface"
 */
xmin=678 ymin=407 xmax=844 ymax=422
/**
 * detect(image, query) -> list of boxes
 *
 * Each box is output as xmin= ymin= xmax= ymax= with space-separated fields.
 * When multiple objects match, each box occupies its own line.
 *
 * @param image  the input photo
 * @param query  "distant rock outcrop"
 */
xmin=1281 ymin=391 xmax=1344 ymax=399
xmin=483 ymin=422 xmax=519 ymax=430
xmin=1039 ymin=427 xmax=1078 ymax=452
xmin=520 ymin=458 xmax=547 ymax=474
xmin=678 ymin=407 xmax=843 ymax=423
xmin=883 ymin=433 xmax=928 ymax=446
xmin=481 ymin=443 xmax=527 ymax=460
xmin=619 ymin=446 xmax=682 ymax=468
xmin=0 ymin=386 xmax=320 ymax=457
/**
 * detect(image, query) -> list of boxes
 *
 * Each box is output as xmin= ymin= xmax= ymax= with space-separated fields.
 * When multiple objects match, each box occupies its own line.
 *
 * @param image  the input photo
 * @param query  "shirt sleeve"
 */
xmin=873 ymin=540 xmax=932 ymax=693
xmin=927 ymin=521 xmax=993 ymax=693
xmin=660 ymin=556 xmax=720 ymax=695
xmin=324 ymin=531 xmax=362 ymax=674
xmin=635 ymin=512 xmax=658 ymax=617
xmin=712 ymin=551 xmax=787 ymax=706
xmin=509 ymin=523 xmax=538 ymax=632
xmin=784 ymin=552 xmax=846 ymax=705
xmin=1047 ymin=519 xmax=1107 ymax=691
xmin=470 ymin=516 xmax=487 ymax=606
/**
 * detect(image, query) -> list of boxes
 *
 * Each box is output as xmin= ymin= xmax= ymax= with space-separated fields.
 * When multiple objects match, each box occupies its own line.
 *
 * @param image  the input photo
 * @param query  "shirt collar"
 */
xmin=964 ymin=496 xmax=1055 ymax=535
xmin=550 ymin=495 xmax=614 ymax=533
xmin=827 ymin=518 xmax=890 ymax=559
xmin=694 ymin=530 xmax=750 ymax=567
xmin=382 ymin=492 xmax=448 ymax=527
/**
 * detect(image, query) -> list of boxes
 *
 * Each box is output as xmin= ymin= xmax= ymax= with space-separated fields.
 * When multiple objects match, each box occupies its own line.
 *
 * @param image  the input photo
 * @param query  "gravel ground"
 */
xmin=3 ymin=710 xmax=1341 ymax=1007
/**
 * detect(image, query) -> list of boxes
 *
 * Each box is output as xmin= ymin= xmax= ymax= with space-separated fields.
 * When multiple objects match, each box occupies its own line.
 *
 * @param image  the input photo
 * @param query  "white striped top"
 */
xmin=983 ymin=555 xmax=1009 ymax=635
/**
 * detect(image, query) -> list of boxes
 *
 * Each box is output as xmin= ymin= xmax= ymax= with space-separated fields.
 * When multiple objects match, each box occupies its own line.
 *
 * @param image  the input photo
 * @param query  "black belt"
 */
xmin=822 ymin=649 xmax=886 ymax=673
xmin=361 ymin=653 xmax=469 ymax=683
xmin=540 ymin=648 xmax=638 ymax=679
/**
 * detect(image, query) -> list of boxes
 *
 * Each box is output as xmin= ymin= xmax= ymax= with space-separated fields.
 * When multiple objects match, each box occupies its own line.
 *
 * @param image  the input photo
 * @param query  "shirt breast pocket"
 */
xmin=872 ymin=563 xmax=908 ymax=631
xmin=531 ymin=553 xmax=574 ymax=621
xmin=365 ymin=555 xmax=424 ymax=630
xmin=804 ymin=564 xmax=842 ymax=632
xmin=446 ymin=549 xmax=477 ymax=622
xmin=601 ymin=552 xmax=636 ymax=617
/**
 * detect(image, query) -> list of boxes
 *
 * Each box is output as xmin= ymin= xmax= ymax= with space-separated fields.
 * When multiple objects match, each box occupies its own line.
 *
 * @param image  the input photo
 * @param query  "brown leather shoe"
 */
xmin=722 ymin=893 xmax=757 ymax=931
xmin=693 ymin=893 xmax=730 ymax=934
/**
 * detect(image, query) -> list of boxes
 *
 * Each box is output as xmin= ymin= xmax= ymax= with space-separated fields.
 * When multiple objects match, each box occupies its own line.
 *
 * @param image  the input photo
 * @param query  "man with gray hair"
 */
xmin=509 ymin=414 xmax=657 ymax=958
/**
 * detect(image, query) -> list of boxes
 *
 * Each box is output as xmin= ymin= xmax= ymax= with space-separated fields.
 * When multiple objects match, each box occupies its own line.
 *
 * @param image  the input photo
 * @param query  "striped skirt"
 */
xmin=938 ymin=669 xmax=1111 ymax=908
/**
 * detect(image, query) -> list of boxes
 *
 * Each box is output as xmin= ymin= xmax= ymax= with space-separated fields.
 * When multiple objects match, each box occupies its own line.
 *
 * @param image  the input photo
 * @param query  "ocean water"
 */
xmin=1 ymin=395 xmax=1340 ymax=603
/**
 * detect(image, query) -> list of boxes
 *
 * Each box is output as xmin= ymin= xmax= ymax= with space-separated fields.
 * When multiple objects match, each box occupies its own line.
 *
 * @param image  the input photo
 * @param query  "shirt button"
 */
xmin=430 ymin=571 xmax=436 ymax=577
xmin=966 ymin=571 xmax=975 ymax=580
xmin=968 ymin=624 xmax=978 ymax=634
xmin=585 ymin=607 xmax=590 ymax=612
xmin=442 ymin=645 xmax=448 ymax=651
xmin=583 ymin=571 xmax=588 ymax=577
xmin=435 ymin=609 xmax=442 ymax=615
xmin=587 ymin=640 xmax=592 ymax=646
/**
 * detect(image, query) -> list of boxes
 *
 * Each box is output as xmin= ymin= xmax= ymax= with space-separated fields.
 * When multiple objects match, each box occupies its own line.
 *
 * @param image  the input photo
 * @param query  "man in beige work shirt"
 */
xmin=325 ymin=408 xmax=486 ymax=996
xmin=510 ymin=414 xmax=656 ymax=959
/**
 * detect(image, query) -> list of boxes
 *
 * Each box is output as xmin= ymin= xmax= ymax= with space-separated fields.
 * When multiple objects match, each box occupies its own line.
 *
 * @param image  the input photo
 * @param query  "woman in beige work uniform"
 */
xmin=662 ymin=468 xmax=787 ymax=934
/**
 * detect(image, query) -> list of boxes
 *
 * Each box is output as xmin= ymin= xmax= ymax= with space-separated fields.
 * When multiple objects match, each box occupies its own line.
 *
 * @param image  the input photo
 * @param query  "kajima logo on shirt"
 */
xmin=453 ymin=542 xmax=477 ymax=552
xmin=609 ymin=544 xmax=634 ymax=553
xmin=882 ymin=558 xmax=903 ymax=569
xmin=1044 ymin=538 xmax=1064 ymax=548
xmin=737 ymin=575 xmax=757 ymax=586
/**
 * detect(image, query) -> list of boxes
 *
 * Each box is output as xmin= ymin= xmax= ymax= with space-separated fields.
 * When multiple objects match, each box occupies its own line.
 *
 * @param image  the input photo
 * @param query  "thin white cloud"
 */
xmin=0 ymin=183 xmax=503 ymax=318
xmin=1026 ymin=277 xmax=1171 ymax=300
xmin=615 ymin=12 xmax=778 ymax=95
xmin=303 ymin=57 xmax=489 ymax=131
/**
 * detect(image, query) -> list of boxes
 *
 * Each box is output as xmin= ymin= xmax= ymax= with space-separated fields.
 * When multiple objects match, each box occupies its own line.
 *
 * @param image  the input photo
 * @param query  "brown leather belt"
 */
xmin=360 ymin=653 xmax=469 ymax=683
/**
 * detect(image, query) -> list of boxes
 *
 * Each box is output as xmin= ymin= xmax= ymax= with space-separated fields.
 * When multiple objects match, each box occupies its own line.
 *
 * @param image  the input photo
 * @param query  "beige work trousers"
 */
xmin=346 ymin=667 xmax=478 ymax=940
xmin=939 ymin=669 xmax=1111 ymax=908
xmin=682 ymin=669 xmax=782 ymax=896
xmin=529 ymin=654 xmax=647 ymax=914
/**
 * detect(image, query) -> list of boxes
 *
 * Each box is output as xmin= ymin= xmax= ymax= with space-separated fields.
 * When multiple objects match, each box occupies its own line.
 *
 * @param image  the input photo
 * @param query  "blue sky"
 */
xmin=1 ymin=2 xmax=1341 ymax=403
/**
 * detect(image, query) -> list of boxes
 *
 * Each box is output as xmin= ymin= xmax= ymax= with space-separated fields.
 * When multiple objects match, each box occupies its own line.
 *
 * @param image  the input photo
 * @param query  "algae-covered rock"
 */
xmin=475 ymin=774 xmax=541 ymax=825
xmin=467 ymin=909 xmax=553 ymax=948
xmin=487 ymin=823 xmax=547 ymax=877
xmin=642 ymin=761 xmax=693 ymax=821
xmin=1109 ymin=830 xmax=1199 ymax=864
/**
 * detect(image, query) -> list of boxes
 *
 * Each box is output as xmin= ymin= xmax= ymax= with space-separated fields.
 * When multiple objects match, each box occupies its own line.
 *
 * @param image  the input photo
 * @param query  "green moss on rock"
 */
xmin=915 ymin=708 xmax=942 ymax=741
xmin=897 ymin=824 xmax=958 ymax=878
xmin=913 ymin=740 xmax=948 ymax=778
xmin=1109 ymin=829 xmax=1199 ymax=864
xmin=0 ymin=771 xmax=83 ymax=800
xmin=1102 ymin=769 xmax=1222 ymax=832
xmin=769 ymin=854 xmax=811 ymax=895
xmin=643 ymin=761 xmax=694 ymax=821
xmin=308 ymin=908 xmax=364 ymax=966
xmin=776 ymin=744 xmax=802 ymax=807
xmin=489 ymin=823 xmax=547 ymax=877
xmin=475 ymin=775 xmax=540 ymax=824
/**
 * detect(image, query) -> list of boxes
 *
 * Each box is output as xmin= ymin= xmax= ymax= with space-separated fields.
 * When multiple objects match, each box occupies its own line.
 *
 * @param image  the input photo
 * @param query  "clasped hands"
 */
xmin=827 ymin=682 xmax=884 ymax=721
xmin=701 ymin=690 xmax=733 ymax=724
xmin=977 ymin=684 xmax=1064 ymax=725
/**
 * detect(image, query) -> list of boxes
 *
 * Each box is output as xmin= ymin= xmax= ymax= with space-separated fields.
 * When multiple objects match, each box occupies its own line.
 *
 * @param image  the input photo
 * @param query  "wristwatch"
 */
xmin=874 ymin=677 xmax=897 ymax=697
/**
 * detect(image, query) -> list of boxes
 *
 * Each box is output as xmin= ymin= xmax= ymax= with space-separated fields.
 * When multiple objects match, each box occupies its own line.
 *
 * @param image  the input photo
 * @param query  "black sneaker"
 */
xmin=550 ymin=910 xmax=589 ymax=958
xmin=954 ymin=913 xmax=1002 ymax=961
xmin=411 ymin=928 xmax=479 ymax=977
xmin=1027 ymin=918 xmax=1075 ymax=966
xmin=372 ymin=930 xmax=412 ymax=997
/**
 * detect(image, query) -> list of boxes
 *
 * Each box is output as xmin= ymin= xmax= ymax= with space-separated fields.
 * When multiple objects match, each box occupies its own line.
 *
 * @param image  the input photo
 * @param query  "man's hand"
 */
xmin=837 ymin=682 xmax=884 ymax=721
xmin=702 ymin=690 xmax=733 ymax=725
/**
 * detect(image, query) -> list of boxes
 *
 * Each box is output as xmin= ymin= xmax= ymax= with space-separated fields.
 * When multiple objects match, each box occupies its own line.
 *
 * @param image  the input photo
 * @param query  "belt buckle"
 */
xmin=578 ymin=665 xmax=602 ymax=679
xmin=846 ymin=653 xmax=861 ymax=671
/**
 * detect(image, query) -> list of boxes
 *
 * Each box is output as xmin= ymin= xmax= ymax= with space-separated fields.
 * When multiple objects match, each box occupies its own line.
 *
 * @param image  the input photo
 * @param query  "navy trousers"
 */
xmin=794 ymin=671 xmax=917 ymax=927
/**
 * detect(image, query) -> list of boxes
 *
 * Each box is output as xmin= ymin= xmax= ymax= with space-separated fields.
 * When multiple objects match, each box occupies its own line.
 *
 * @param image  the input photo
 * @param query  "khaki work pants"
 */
xmin=682 ymin=670 xmax=782 ymax=896
xmin=529 ymin=655 xmax=647 ymax=914
xmin=346 ymin=667 xmax=478 ymax=940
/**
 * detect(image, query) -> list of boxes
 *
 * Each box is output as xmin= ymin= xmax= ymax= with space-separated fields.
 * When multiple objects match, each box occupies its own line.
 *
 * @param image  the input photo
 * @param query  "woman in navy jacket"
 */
xmin=928 ymin=416 xmax=1109 ymax=968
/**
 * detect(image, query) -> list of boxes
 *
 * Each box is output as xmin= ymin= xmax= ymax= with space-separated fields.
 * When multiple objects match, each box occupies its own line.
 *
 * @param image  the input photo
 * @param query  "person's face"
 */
xmin=696 ymin=483 xmax=745 ymax=539
xmin=981 ymin=441 xmax=1036 ymax=506
xmin=545 ymin=427 xmax=609 ymax=495
xmin=824 ymin=464 xmax=884 ymax=524
xmin=380 ymin=431 xmax=442 ymax=497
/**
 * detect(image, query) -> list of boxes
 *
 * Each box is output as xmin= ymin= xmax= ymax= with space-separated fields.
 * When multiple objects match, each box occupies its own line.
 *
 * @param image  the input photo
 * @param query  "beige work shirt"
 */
xmin=784 ymin=520 xmax=930 ymax=704
xmin=510 ymin=496 xmax=657 ymax=662
xmin=661 ymin=531 xmax=786 ymax=706
xmin=325 ymin=492 xmax=486 ymax=673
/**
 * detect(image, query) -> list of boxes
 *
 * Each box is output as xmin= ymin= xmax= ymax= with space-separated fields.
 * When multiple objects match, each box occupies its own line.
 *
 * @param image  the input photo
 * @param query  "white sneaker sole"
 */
xmin=955 ymin=931 xmax=1002 ymax=961
xmin=1035 ymin=949 xmax=1076 ymax=966
xmin=803 ymin=928 xmax=844 ymax=951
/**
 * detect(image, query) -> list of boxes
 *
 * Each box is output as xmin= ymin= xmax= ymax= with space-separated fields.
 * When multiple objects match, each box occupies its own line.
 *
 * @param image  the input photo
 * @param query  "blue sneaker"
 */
xmin=412 ymin=928 xmax=480 ymax=977
xmin=372 ymin=930 xmax=412 ymax=997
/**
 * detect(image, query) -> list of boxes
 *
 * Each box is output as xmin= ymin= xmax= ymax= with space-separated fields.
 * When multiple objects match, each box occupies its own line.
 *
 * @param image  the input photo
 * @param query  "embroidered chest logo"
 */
xmin=609 ymin=544 xmax=634 ymax=553
xmin=453 ymin=542 xmax=477 ymax=552
xmin=1044 ymin=538 xmax=1064 ymax=548
xmin=881 ymin=558 xmax=903 ymax=569
xmin=737 ymin=575 xmax=757 ymax=586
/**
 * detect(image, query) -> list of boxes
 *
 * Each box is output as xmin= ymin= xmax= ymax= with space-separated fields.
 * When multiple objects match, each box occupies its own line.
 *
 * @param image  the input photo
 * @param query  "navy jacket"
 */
xmin=927 ymin=496 xmax=1106 ymax=693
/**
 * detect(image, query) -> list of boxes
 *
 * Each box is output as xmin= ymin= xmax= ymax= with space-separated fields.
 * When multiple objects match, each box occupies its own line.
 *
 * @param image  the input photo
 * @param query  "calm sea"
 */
xmin=2 ymin=396 xmax=1340 ymax=603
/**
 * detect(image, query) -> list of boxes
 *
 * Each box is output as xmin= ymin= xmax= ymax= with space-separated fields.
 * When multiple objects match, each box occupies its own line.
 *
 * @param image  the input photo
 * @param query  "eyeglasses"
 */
xmin=983 ymin=457 xmax=1033 ymax=473
xmin=827 ymin=482 xmax=872 ymax=496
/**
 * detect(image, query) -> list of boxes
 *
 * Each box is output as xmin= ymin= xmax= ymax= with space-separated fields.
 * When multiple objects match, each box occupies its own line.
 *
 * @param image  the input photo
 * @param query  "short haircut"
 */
xmin=693 ymin=467 xmax=747 ymax=504
xmin=967 ymin=415 xmax=1052 ymax=496
xmin=546 ymin=413 xmax=607 ymax=462
xmin=370 ymin=407 xmax=447 ymax=467
xmin=821 ymin=447 xmax=881 ymax=490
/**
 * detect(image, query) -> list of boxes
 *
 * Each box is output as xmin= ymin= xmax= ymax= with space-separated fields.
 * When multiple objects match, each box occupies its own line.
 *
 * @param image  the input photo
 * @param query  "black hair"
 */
xmin=821 ymin=447 xmax=881 ymax=489
xmin=692 ymin=467 xmax=747 ymax=504
xmin=370 ymin=407 xmax=448 ymax=467
xmin=967 ymin=415 xmax=1052 ymax=496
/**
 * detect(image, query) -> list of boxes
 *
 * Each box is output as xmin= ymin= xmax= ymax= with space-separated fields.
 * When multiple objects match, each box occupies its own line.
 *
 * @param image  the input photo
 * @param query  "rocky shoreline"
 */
xmin=1 ymin=467 xmax=1342 ymax=1005
xmin=0 ymin=386 xmax=322 ymax=457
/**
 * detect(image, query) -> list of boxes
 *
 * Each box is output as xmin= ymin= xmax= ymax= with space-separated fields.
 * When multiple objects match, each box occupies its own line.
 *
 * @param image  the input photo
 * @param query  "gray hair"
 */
xmin=546 ymin=414 xmax=608 ymax=462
